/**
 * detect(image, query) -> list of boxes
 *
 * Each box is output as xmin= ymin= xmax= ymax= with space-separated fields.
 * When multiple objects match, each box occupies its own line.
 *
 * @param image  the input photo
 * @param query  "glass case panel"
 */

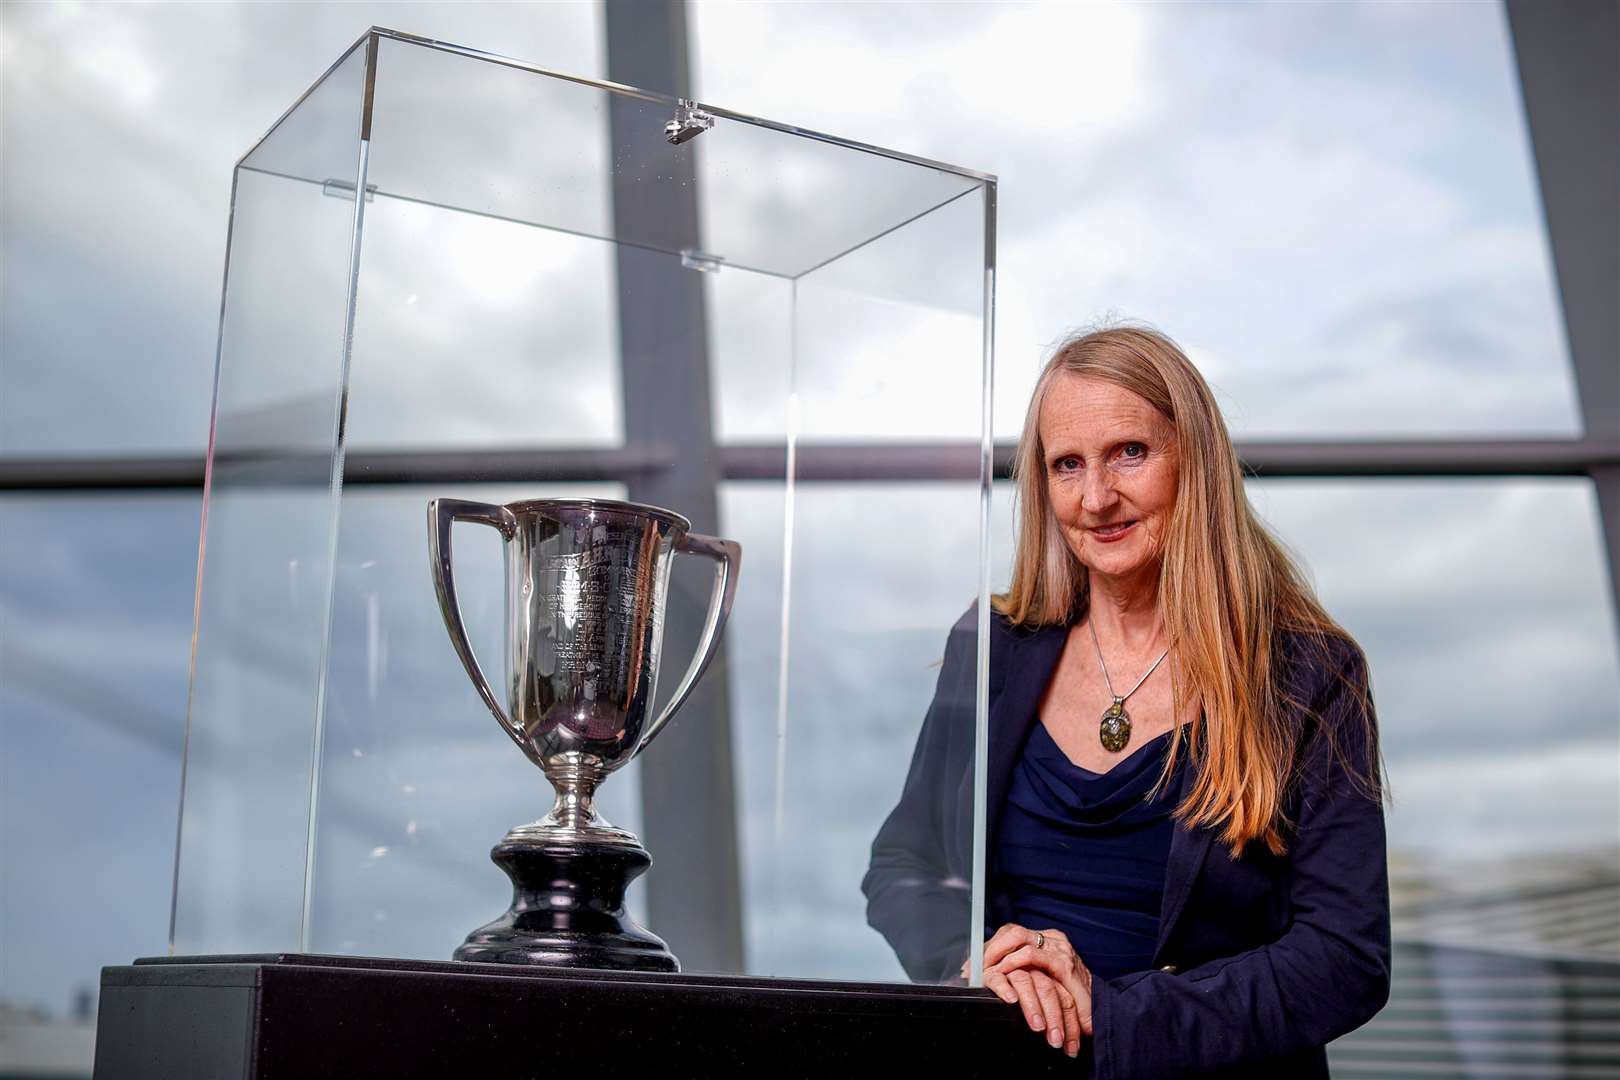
xmin=341 ymin=201 xmax=625 ymax=451
xmin=724 ymin=482 xmax=987 ymax=980
xmin=245 ymin=32 xmax=988 ymax=282
xmin=174 ymin=29 xmax=995 ymax=987
xmin=171 ymin=41 xmax=370 ymax=953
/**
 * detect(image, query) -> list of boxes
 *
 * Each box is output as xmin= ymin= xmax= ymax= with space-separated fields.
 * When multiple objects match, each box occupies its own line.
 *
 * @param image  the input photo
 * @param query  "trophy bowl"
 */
xmin=429 ymin=496 xmax=740 ymax=971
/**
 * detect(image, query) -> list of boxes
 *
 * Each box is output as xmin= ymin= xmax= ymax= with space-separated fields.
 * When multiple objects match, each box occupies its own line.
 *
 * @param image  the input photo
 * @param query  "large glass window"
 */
xmin=0 ymin=495 xmax=196 ymax=1036
xmin=0 ymin=1 xmax=605 ymax=456
xmin=1245 ymin=479 xmax=1620 ymax=870
xmin=693 ymin=1 xmax=1579 ymax=441
xmin=1247 ymin=478 xmax=1620 ymax=1072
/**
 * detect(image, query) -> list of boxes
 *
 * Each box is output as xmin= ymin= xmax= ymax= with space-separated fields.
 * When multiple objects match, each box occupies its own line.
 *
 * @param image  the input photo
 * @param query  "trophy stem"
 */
xmin=541 ymin=753 xmax=610 ymax=832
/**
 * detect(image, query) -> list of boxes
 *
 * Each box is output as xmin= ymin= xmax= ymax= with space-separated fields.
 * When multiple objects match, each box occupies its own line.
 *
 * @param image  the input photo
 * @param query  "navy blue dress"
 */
xmin=992 ymin=720 xmax=1188 ymax=980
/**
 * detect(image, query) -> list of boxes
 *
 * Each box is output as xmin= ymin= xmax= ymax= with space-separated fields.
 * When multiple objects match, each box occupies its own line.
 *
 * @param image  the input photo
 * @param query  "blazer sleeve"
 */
xmin=1088 ymin=643 xmax=1392 ymax=1079
xmin=861 ymin=613 xmax=978 ymax=984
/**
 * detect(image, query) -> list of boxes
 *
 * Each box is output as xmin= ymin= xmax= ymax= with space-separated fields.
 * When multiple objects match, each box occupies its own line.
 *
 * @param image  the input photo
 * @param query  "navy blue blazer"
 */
xmin=862 ymin=607 xmax=1391 ymax=1078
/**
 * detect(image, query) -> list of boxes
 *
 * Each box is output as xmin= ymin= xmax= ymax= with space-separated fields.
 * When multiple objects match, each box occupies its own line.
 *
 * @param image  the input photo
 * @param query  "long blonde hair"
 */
xmin=994 ymin=325 xmax=1386 ymax=859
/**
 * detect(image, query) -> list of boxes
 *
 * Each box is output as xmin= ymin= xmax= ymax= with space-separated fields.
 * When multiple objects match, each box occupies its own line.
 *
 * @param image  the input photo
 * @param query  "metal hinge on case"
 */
xmin=665 ymin=99 xmax=714 ymax=145
xmin=321 ymin=178 xmax=379 ymax=202
xmin=680 ymin=249 xmax=723 ymax=274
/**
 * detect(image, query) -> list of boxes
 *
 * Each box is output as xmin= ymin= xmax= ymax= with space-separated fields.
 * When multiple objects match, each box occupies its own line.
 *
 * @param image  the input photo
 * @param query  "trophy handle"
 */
xmin=429 ymin=497 xmax=520 ymax=741
xmin=640 ymin=532 xmax=741 ymax=751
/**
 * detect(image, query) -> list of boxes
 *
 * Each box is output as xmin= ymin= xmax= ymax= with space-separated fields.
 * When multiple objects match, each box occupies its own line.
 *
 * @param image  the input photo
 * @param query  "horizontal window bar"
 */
xmin=3 ymin=438 xmax=1619 ymax=491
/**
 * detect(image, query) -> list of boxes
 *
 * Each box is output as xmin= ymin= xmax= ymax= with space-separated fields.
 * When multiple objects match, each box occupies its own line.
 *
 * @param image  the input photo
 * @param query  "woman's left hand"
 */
xmin=980 ymin=923 xmax=1094 ymax=1053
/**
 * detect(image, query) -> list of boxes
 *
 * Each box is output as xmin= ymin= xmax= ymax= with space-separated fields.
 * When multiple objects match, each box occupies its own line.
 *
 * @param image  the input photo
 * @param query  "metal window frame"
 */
xmin=5 ymin=437 xmax=1620 ymax=492
xmin=1506 ymin=0 xmax=1620 ymax=634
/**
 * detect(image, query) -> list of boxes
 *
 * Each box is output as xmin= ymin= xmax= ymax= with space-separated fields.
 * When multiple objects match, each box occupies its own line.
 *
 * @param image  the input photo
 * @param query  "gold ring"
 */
xmin=1035 ymin=931 xmax=1046 ymax=950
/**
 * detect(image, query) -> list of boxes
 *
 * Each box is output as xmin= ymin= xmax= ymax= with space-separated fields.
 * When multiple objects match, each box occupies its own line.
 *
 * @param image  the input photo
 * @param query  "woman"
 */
xmin=862 ymin=326 xmax=1390 ymax=1078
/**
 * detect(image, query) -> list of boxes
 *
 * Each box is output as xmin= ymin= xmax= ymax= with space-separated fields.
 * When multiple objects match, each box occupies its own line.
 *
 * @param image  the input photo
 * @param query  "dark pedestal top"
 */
xmin=96 ymin=953 xmax=1092 ymax=1078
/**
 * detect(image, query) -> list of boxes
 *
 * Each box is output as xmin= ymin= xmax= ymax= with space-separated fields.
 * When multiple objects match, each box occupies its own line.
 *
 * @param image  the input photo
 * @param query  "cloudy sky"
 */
xmin=2 ymin=0 xmax=1616 ymax=1024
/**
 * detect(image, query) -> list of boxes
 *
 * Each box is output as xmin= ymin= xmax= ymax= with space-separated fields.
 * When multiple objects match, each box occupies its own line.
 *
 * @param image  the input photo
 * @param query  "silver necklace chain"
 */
xmin=1087 ymin=617 xmax=1170 ymax=704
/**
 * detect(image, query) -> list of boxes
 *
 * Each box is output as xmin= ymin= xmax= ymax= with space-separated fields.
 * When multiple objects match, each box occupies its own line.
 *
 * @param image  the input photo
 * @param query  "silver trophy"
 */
xmin=429 ymin=496 xmax=740 ymax=971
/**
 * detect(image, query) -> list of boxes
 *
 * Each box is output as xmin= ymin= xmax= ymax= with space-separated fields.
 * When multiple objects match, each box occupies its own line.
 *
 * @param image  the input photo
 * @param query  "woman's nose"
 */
xmin=1080 ymin=470 xmax=1116 ymax=512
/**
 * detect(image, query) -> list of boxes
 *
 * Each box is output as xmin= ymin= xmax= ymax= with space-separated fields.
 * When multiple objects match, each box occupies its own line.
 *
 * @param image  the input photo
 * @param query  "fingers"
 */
xmin=997 ymin=943 xmax=1078 ymax=992
xmin=983 ymin=964 xmax=1018 ymax=1005
xmin=1072 ymin=957 xmax=1095 ymax=1036
xmin=1082 ymin=965 xmax=1095 ymax=1036
xmin=1006 ymin=969 xmax=1044 ymax=1033
xmin=1055 ymin=982 xmax=1082 ymax=1058
xmin=1031 ymin=971 xmax=1067 ymax=1051
xmin=983 ymin=926 xmax=1092 ymax=1056
xmin=999 ymin=943 xmax=1060 ymax=974
xmin=1042 ymin=928 xmax=1073 ymax=950
xmin=983 ymin=923 xmax=1039 ymax=968
xmin=989 ymin=945 xmax=1091 ymax=1036
xmin=983 ymin=923 xmax=1076 ymax=968
xmin=999 ymin=968 xmax=1082 ymax=1058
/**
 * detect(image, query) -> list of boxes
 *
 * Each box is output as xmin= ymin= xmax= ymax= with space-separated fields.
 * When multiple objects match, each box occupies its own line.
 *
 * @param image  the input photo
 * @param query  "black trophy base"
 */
xmin=452 ymin=832 xmax=679 ymax=972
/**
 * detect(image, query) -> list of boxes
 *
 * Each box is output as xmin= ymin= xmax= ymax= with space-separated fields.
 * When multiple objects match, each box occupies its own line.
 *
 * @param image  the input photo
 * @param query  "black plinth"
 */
xmin=454 ymin=836 xmax=678 ymax=972
xmin=94 ymin=953 xmax=1092 ymax=1078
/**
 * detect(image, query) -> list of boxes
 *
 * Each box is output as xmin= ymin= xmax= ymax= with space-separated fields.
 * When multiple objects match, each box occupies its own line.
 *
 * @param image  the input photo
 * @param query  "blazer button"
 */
xmin=1159 ymin=964 xmax=1179 ymax=974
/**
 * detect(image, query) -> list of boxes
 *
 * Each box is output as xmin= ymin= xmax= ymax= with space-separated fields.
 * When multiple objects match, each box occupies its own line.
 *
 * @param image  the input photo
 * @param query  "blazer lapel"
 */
xmin=984 ymin=623 xmax=1067 ymax=848
xmin=1153 ymin=742 xmax=1215 ymax=962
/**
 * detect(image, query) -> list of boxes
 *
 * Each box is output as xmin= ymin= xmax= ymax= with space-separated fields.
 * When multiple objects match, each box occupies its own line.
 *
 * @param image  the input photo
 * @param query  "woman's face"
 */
xmin=1039 ymin=373 xmax=1180 ymax=588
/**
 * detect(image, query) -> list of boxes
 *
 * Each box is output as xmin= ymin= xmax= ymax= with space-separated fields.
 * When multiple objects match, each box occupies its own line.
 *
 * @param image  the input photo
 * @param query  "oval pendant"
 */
xmin=1099 ymin=699 xmax=1132 ymax=752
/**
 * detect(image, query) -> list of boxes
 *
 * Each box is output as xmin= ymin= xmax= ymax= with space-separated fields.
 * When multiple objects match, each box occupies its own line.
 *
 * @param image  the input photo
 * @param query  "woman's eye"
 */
xmin=1119 ymin=443 xmax=1147 ymax=461
xmin=1054 ymin=456 xmax=1081 ymax=472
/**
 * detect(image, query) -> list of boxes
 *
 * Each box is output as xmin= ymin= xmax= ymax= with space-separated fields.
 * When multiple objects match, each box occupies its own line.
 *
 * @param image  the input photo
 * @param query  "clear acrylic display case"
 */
xmin=173 ymin=28 xmax=996 ymax=985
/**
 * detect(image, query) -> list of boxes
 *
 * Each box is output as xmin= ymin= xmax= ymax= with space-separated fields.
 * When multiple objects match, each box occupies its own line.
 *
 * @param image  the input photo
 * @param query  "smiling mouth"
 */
xmin=1090 ymin=521 xmax=1136 ymax=536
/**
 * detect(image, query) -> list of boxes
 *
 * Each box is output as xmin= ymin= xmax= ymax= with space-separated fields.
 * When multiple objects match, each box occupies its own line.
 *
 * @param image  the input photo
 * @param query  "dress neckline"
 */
xmin=1034 ymin=719 xmax=1191 ymax=778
